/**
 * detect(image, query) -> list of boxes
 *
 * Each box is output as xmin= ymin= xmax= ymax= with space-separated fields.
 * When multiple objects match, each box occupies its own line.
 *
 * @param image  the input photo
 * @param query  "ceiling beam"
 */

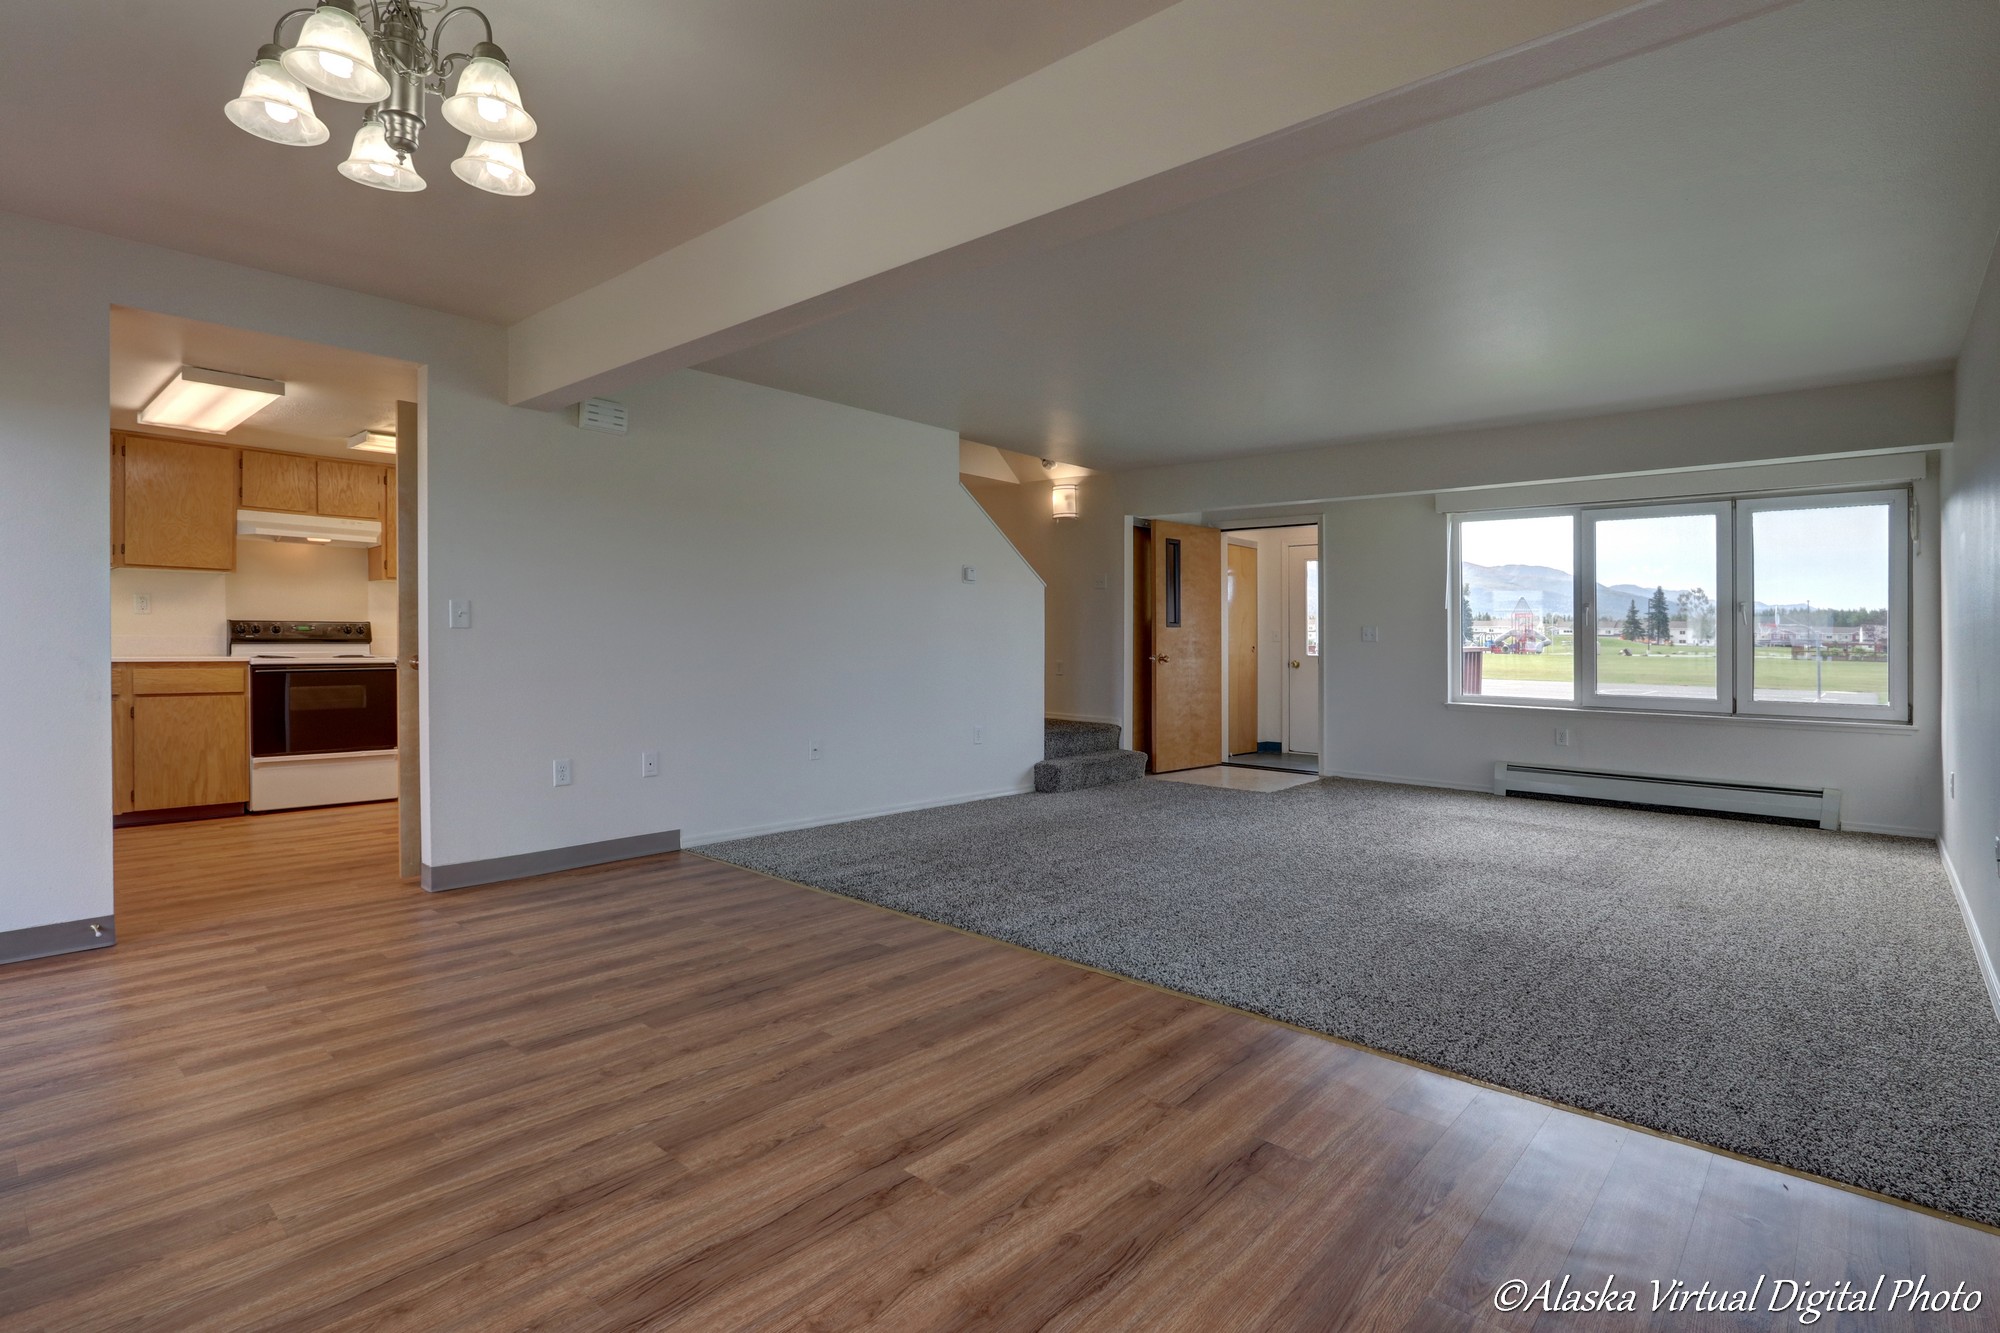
xmin=508 ymin=0 xmax=1796 ymax=410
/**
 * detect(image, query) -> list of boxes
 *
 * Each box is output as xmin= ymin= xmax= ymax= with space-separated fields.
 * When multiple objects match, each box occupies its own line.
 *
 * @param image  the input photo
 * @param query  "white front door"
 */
xmin=1284 ymin=541 xmax=1320 ymax=755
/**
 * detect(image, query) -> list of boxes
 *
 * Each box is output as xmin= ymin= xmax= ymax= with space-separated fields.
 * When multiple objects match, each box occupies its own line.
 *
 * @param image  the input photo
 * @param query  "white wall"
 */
xmin=0 ymin=209 xmax=1039 ymax=939
xmin=110 ymin=541 xmax=381 ymax=658
xmin=1044 ymin=374 xmax=1953 ymax=838
xmin=1943 ymin=236 xmax=2000 ymax=1004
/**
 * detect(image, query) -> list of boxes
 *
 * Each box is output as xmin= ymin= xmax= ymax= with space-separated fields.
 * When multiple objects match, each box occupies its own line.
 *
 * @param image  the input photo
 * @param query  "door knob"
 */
xmin=1158 ymin=653 xmax=1171 ymax=663
xmin=1289 ymin=659 xmax=1301 ymax=668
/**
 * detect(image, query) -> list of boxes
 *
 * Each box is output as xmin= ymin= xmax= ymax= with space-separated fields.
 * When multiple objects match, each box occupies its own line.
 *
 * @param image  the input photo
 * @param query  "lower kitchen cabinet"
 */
xmin=114 ymin=663 xmax=249 ymax=821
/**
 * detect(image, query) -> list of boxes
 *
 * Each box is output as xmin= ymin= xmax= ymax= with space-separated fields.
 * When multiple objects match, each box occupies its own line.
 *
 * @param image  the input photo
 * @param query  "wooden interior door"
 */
xmin=1148 ymin=519 xmax=1224 ymax=772
xmin=1227 ymin=542 xmax=1258 ymax=756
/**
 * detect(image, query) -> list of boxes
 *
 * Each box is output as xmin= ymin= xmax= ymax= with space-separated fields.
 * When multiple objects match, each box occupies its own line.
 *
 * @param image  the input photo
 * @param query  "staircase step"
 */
xmin=1044 ymin=718 xmax=1124 ymax=760
xmin=1034 ymin=749 xmax=1148 ymax=793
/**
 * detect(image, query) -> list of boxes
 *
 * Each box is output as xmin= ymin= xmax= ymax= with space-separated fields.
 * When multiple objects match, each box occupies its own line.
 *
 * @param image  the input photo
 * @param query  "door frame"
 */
xmin=1125 ymin=516 xmax=1324 ymax=773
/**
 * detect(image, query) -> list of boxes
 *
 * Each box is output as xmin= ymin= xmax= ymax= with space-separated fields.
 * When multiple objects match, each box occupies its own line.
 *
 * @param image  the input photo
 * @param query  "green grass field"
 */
xmin=1473 ymin=636 xmax=1888 ymax=698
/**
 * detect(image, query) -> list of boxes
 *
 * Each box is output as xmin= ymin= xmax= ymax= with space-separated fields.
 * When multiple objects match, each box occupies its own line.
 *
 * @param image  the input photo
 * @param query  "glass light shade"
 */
xmin=442 ymin=57 xmax=537 ymax=142
xmin=1052 ymin=482 xmax=1080 ymax=519
xmin=452 ymin=138 xmax=536 ymax=196
xmin=281 ymin=4 xmax=390 ymax=103
xmin=338 ymin=121 xmax=426 ymax=191
xmin=225 ymin=59 xmax=328 ymax=146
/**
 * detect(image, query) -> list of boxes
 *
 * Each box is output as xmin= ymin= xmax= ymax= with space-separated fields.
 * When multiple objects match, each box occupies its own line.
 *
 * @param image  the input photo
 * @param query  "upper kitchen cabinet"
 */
xmin=114 ymin=433 xmax=237 ymax=570
xmin=316 ymin=459 xmax=386 ymax=520
xmin=369 ymin=466 xmax=398 ymax=582
xmin=239 ymin=449 xmax=319 ymax=513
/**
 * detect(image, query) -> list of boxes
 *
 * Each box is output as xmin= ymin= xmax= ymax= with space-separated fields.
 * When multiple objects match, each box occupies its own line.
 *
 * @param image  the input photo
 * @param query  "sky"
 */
xmin=1461 ymin=503 xmax=1891 ymax=609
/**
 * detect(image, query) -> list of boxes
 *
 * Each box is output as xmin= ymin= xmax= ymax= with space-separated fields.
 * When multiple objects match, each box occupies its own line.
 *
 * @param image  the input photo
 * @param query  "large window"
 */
xmin=1452 ymin=489 xmax=1908 ymax=721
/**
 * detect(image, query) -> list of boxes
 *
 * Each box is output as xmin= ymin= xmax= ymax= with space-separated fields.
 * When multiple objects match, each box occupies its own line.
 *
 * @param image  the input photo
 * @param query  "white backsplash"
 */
xmin=112 ymin=540 xmax=394 ymax=659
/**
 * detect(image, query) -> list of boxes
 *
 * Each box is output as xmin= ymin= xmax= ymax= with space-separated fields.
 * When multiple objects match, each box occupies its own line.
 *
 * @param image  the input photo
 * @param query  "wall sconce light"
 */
xmin=1051 ymin=482 xmax=1080 ymax=520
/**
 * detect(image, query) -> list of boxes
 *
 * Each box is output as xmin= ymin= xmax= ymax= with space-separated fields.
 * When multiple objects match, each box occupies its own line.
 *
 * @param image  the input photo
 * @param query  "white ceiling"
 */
xmin=701 ymin=0 xmax=2000 ymax=470
xmin=1 ymin=0 xmax=1177 ymax=323
xmin=112 ymin=307 xmax=419 ymax=457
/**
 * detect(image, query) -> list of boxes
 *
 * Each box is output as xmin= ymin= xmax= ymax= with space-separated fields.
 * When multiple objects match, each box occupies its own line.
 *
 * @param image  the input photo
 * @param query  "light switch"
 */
xmin=448 ymin=599 xmax=471 ymax=629
xmin=1093 ymin=574 xmax=1109 ymax=591
xmin=962 ymin=565 xmax=978 ymax=584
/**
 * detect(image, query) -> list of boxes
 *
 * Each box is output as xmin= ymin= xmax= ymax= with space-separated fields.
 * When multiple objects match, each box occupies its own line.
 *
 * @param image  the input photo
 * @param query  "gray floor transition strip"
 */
xmin=703 ymin=776 xmax=2000 ymax=1228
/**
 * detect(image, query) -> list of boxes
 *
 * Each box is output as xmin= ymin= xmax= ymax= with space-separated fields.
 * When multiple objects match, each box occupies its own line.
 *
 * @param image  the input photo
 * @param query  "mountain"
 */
xmin=1461 ymin=563 xmax=1711 ymax=621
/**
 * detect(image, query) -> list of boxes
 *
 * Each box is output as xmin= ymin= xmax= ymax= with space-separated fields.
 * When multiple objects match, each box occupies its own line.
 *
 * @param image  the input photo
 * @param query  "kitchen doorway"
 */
xmin=1223 ymin=523 xmax=1319 ymax=775
xmin=108 ymin=307 xmax=424 ymax=929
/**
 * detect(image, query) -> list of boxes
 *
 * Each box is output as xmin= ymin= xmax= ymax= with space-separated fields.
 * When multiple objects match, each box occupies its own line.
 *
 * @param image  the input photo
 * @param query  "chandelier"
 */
xmin=226 ymin=1 xmax=538 ymax=196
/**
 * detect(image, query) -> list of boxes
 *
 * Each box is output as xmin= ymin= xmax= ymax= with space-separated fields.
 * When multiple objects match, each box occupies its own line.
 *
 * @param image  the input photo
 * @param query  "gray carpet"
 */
xmin=702 ymin=776 xmax=2000 ymax=1227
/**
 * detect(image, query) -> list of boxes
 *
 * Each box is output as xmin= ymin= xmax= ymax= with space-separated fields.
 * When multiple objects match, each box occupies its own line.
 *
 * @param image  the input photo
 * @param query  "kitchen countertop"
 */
xmin=114 ymin=656 xmax=240 ymax=663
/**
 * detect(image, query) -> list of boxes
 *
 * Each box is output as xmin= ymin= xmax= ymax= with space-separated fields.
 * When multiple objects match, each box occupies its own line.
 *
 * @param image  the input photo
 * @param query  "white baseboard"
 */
xmin=1045 ymin=711 xmax=1122 ymax=728
xmin=1319 ymin=768 xmax=1491 ymax=795
xmin=685 ymin=784 xmax=1035 ymax=847
xmin=1939 ymin=840 xmax=2000 ymax=1026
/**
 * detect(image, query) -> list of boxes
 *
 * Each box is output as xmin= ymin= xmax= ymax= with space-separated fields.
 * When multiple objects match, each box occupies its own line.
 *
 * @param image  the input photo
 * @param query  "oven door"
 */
xmin=251 ymin=664 xmax=397 ymax=757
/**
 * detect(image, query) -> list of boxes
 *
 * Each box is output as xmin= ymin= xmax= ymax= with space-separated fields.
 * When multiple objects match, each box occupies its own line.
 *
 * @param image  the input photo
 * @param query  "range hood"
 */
xmin=236 ymin=509 xmax=382 ymax=547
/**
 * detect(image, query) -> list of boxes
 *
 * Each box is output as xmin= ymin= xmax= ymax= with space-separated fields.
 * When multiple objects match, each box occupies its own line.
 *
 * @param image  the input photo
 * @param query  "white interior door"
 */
xmin=1284 ymin=542 xmax=1320 ymax=754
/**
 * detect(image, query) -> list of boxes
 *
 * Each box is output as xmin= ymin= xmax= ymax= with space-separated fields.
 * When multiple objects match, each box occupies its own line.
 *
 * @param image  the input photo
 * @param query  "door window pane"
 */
xmin=1591 ymin=512 xmax=1720 ymax=700
xmin=1304 ymin=559 xmax=1319 ymax=656
xmin=1459 ymin=515 xmax=1574 ymax=700
xmin=1749 ymin=504 xmax=1891 ymax=707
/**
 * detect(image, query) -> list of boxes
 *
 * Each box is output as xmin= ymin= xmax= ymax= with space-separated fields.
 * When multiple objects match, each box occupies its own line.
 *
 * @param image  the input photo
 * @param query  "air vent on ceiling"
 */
xmin=576 ymin=397 xmax=628 ymax=435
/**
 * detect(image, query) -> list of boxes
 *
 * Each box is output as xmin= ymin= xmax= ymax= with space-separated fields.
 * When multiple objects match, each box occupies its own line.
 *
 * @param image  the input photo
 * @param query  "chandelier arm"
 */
xmin=428 ymin=6 xmax=495 ymax=64
xmin=267 ymin=7 xmax=319 ymax=47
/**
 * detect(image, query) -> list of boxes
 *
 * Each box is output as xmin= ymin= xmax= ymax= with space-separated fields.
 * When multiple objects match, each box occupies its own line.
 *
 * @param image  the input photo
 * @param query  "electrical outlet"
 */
xmin=640 ymin=750 xmax=660 ymax=778
xmin=1554 ymin=727 xmax=1572 ymax=747
xmin=552 ymin=758 xmax=573 ymax=787
xmin=1093 ymin=574 xmax=1109 ymax=591
xmin=962 ymin=565 xmax=978 ymax=584
xmin=809 ymin=741 xmax=823 ymax=762
xmin=973 ymin=725 xmax=985 ymax=745
xmin=1055 ymin=660 xmax=1066 ymax=676
xmin=1361 ymin=626 xmax=1378 ymax=642
xmin=448 ymin=599 xmax=472 ymax=629
xmin=132 ymin=593 xmax=152 ymax=615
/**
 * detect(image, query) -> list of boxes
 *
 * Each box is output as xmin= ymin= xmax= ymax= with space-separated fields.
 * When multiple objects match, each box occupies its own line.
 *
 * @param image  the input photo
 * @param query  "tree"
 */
xmin=1677 ymin=586 xmax=1716 ymax=642
xmin=1460 ymin=584 xmax=1475 ymax=645
xmin=1621 ymin=599 xmax=1643 ymax=641
xmin=1647 ymin=585 xmax=1671 ymax=642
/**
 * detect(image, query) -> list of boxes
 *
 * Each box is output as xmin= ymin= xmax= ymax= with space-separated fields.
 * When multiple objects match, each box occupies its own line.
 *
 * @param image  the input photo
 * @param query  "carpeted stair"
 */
xmin=1035 ymin=719 xmax=1147 ymax=792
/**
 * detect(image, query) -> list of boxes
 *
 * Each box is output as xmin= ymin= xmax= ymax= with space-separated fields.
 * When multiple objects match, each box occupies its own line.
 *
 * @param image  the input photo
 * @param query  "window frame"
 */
xmin=1732 ymin=489 xmax=1909 ymax=723
xmin=1576 ymin=501 xmax=1734 ymax=715
xmin=1447 ymin=506 xmax=1579 ymax=706
xmin=1448 ymin=486 xmax=1911 ymax=725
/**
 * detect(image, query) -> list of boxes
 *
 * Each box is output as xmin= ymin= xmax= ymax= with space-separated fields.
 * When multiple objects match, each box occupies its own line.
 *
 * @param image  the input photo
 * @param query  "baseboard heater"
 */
xmin=1493 ymin=762 xmax=1841 ymax=830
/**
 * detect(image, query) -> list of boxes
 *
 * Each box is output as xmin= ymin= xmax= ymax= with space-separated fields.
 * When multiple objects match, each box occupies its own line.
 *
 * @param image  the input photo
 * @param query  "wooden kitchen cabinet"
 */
xmin=239 ymin=448 xmax=319 ymax=513
xmin=113 ymin=662 xmax=249 ymax=820
xmin=369 ymin=466 xmax=397 ymax=581
xmin=114 ymin=434 xmax=237 ymax=570
xmin=317 ymin=459 xmax=386 ymax=520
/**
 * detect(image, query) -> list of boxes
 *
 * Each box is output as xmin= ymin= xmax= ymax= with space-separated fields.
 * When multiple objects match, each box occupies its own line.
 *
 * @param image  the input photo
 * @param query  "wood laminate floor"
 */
xmin=1 ymin=803 xmax=1994 ymax=1331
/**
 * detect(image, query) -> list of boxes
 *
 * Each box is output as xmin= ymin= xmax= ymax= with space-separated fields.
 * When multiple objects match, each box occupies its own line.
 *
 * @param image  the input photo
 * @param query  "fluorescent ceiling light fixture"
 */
xmin=137 ymin=367 xmax=285 ymax=434
xmin=346 ymin=430 xmax=397 ymax=454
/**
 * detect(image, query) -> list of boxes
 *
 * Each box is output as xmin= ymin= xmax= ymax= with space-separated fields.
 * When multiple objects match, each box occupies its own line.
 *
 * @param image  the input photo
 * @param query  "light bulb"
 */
xmin=477 ymin=96 xmax=508 ymax=123
xmin=264 ymin=101 xmax=299 ymax=123
xmin=317 ymin=50 xmax=355 ymax=80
